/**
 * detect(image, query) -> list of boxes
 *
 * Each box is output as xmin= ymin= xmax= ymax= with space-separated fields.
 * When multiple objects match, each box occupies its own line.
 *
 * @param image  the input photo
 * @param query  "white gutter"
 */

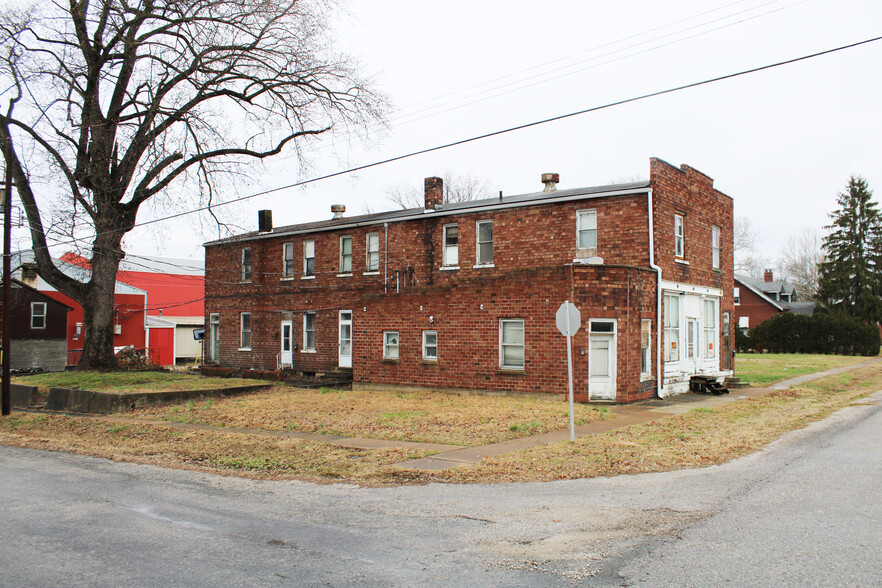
xmin=647 ymin=189 xmax=665 ymax=399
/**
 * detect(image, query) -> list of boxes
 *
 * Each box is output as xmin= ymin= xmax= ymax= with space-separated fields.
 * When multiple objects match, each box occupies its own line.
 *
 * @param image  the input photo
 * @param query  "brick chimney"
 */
xmin=764 ymin=269 xmax=774 ymax=283
xmin=424 ymin=177 xmax=443 ymax=210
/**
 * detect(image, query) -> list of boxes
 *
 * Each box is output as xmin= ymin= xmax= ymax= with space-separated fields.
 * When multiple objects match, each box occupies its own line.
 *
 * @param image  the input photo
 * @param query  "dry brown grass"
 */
xmin=132 ymin=386 xmax=609 ymax=446
xmin=0 ymin=414 xmax=432 ymax=484
xmin=414 ymin=362 xmax=882 ymax=484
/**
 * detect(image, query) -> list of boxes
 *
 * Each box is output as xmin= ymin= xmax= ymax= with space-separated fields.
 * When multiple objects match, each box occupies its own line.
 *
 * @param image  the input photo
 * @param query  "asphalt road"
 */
xmin=1 ymin=391 xmax=880 ymax=587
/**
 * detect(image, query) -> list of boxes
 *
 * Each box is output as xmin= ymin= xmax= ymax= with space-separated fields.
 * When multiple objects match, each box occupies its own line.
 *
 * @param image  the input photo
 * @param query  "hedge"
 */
xmin=739 ymin=311 xmax=880 ymax=356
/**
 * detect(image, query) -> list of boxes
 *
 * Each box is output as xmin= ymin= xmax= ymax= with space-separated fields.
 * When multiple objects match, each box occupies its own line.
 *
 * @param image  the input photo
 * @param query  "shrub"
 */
xmin=749 ymin=311 xmax=880 ymax=356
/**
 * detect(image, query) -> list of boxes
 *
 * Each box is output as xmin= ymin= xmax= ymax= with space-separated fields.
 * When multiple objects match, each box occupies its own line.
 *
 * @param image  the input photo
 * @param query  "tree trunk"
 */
xmin=75 ymin=236 xmax=125 ymax=370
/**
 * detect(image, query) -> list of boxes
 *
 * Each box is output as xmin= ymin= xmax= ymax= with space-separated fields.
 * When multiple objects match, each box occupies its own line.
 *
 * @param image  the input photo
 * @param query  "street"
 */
xmin=1 ymin=391 xmax=880 ymax=587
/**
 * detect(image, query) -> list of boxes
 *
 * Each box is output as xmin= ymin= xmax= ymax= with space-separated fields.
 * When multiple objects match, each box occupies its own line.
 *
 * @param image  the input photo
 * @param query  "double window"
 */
xmin=442 ymin=224 xmax=459 ymax=267
xmin=31 ymin=302 xmax=47 ymax=329
xmin=576 ymin=209 xmax=597 ymax=250
xmin=340 ymin=236 xmax=352 ymax=274
xmin=664 ymin=294 xmax=680 ymax=362
xmin=303 ymin=240 xmax=315 ymax=277
xmin=303 ymin=312 xmax=316 ymax=351
xmin=383 ymin=331 xmax=399 ymax=360
xmin=499 ymin=319 xmax=525 ymax=370
xmin=241 ymin=248 xmax=252 ymax=282
xmin=366 ymin=233 xmax=380 ymax=272
xmin=282 ymin=243 xmax=294 ymax=278
xmin=239 ymin=312 xmax=252 ymax=350
xmin=674 ymin=214 xmax=685 ymax=260
xmin=476 ymin=220 xmax=493 ymax=265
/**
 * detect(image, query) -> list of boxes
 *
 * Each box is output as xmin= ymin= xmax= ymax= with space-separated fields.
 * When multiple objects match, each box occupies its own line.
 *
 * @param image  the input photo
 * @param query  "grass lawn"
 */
xmin=734 ymin=353 xmax=869 ymax=385
xmin=132 ymin=387 xmax=611 ymax=446
xmin=11 ymin=371 xmax=260 ymax=395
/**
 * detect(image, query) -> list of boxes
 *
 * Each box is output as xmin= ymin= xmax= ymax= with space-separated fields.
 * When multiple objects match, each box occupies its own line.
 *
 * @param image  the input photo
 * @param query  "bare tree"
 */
xmin=387 ymin=170 xmax=495 ymax=209
xmin=733 ymin=216 xmax=768 ymax=276
xmin=0 ymin=0 xmax=385 ymax=369
xmin=779 ymin=228 xmax=824 ymax=301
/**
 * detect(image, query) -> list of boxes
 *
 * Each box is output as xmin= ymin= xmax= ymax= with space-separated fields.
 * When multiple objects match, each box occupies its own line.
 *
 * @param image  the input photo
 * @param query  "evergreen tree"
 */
xmin=817 ymin=176 xmax=882 ymax=324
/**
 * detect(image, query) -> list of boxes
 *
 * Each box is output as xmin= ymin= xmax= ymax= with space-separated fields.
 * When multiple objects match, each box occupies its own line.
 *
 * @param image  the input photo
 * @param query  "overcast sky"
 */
xmin=107 ymin=0 xmax=882 ymax=268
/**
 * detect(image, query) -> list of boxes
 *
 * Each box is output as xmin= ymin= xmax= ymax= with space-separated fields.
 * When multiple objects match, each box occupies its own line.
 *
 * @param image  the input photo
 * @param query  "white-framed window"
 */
xmin=674 ymin=213 xmax=685 ymax=259
xmin=476 ymin=220 xmax=493 ymax=265
xmin=442 ymin=224 xmax=459 ymax=267
xmin=384 ymin=331 xmax=399 ymax=360
xmin=577 ymin=209 xmax=597 ymax=249
xmin=282 ymin=243 xmax=294 ymax=278
xmin=733 ymin=287 xmax=740 ymax=305
xmin=303 ymin=312 xmax=316 ymax=351
xmin=241 ymin=247 xmax=252 ymax=282
xmin=31 ymin=302 xmax=47 ymax=329
xmin=738 ymin=315 xmax=749 ymax=332
xmin=366 ymin=233 xmax=380 ymax=272
xmin=704 ymin=299 xmax=717 ymax=359
xmin=664 ymin=294 xmax=680 ymax=362
xmin=640 ymin=319 xmax=652 ymax=377
xmin=303 ymin=240 xmax=315 ymax=277
xmin=209 ymin=313 xmax=220 ymax=362
xmin=423 ymin=330 xmax=438 ymax=360
xmin=712 ymin=225 xmax=721 ymax=270
xmin=239 ymin=312 xmax=252 ymax=350
xmin=340 ymin=235 xmax=352 ymax=274
xmin=499 ymin=319 xmax=525 ymax=370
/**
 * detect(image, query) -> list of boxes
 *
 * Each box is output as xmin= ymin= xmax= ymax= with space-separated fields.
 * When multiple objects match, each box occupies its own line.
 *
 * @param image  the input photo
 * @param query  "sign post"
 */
xmin=555 ymin=300 xmax=581 ymax=442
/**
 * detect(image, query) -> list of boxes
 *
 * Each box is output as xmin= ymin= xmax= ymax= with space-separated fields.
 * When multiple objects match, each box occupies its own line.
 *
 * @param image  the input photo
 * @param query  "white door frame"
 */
xmin=338 ymin=310 xmax=353 ymax=368
xmin=588 ymin=318 xmax=617 ymax=401
xmin=280 ymin=320 xmax=293 ymax=368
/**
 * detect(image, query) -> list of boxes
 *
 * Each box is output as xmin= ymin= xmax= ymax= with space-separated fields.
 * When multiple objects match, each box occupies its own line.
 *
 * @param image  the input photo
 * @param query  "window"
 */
xmin=499 ymin=319 xmax=525 ymax=370
xmin=241 ymin=247 xmax=252 ymax=282
xmin=640 ymin=319 xmax=652 ymax=377
xmin=664 ymin=294 xmax=680 ymax=362
xmin=674 ymin=213 xmax=685 ymax=259
xmin=712 ymin=225 xmax=721 ymax=270
xmin=384 ymin=331 xmax=399 ymax=360
xmin=366 ymin=233 xmax=380 ymax=272
xmin=577 ymin=209 xmax=597 ymax=250
xmin=423 ymin=330 xmax=438 ymax=360
xmin=282 ymin=243 xmax=294 ymax=278
xmin=209 ymin=313 xmax=219 ymax=362
xmin=303 ymin=312 xmax=316 ymax=351
xmin=303 ymin=240 xmax=315 ymax=277
xmin=704 ymin=299 xmax=717 ymax=358
xmin=476 ymin=220 xmax=493 ymax=265
xmin=239 ymin=312 xmax=252 ymax=350
xmin=738 ymin=315 xmax=749 ymax=332
xmin=443 ymin=224 xmax=459 ymax=267
xmin=31 ymin=302 xmax=47 ymax=329
xmin=340 ymin=236 xmax=352 ymax=274
xmin=733 ymin=287 xmax=740 ymax=305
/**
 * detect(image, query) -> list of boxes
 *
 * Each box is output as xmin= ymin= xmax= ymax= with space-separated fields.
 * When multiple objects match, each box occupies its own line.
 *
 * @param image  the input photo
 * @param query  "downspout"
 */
xmin=384 ymin=222 xmax=389 ymax=294
xmin=647 ymin=189 xmax=665 ymax=398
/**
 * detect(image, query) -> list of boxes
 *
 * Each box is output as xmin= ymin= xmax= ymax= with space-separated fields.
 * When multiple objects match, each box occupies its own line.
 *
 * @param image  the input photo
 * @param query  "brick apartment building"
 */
xmin=203 ymin=157 xmax=735 ymax=402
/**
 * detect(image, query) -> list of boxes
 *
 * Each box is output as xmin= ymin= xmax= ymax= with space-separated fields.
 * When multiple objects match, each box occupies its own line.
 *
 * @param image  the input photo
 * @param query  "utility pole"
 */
xmin=2 ymin=140 xmax=11 ymax=416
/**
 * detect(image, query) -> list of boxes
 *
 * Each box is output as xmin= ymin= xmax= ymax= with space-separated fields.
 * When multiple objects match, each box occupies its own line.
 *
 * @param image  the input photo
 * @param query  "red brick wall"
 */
xmin=650 ymin=158 xmax=735 ymax=372
xmin=733 ymin=284 xmax=781 ymax=330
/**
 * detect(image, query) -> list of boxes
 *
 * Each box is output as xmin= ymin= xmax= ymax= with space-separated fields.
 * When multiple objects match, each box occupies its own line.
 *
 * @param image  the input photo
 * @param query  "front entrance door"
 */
xmin=280 ymin=320 xmax=293 ymax=368
xmin=686 ymin=318 xmax=699 ymax=372
xmin=338 ymin=310 xmax=352 ymax=368
xmin=588 ymin=319 xmax=617 ymax=401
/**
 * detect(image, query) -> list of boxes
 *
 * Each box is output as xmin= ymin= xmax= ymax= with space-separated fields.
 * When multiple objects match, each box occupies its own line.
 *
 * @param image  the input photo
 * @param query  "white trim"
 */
xmin=660 ymin=280 xmax=723 ymax=298
xmin=472 ymin=264 xmax=495 ymax=269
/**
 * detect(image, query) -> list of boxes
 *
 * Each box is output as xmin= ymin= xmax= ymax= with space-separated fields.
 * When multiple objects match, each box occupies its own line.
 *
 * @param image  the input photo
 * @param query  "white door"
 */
xmin=686 ymin=318 xmax=699 ymax=374
xmin=280 ymin=320 xmax=293 ymax=368
xmin=588 ymin=319 xmax=617 ymax=401
xmin=338 ymin=310 xmax=352 ymax=368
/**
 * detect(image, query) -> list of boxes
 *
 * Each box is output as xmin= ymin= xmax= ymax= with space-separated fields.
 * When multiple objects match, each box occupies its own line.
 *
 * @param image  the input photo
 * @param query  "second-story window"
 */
xmin=241 ymin=247 xmax=252 ymax=282
xmin=443 ymin=224 xmax=458 ymax=267
xmin=282 ymin=243 xmax=294 ymax=278
xmin=476 ymin=220 xmax=493 ymax=265
xmin=576 ymin=209 xmax=597 ymax=249
xmin=366 ymin=233 xmax=380 ymax=272
xmin=674 ymin=213 xmax=685 ymax=260
xmin=340 ymin=236 xmax=352 ymax=274
xmin=712 ymin=225 xmax=721 ymax=269
xmin=303 ymin=240 xmax=315 ymax=277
